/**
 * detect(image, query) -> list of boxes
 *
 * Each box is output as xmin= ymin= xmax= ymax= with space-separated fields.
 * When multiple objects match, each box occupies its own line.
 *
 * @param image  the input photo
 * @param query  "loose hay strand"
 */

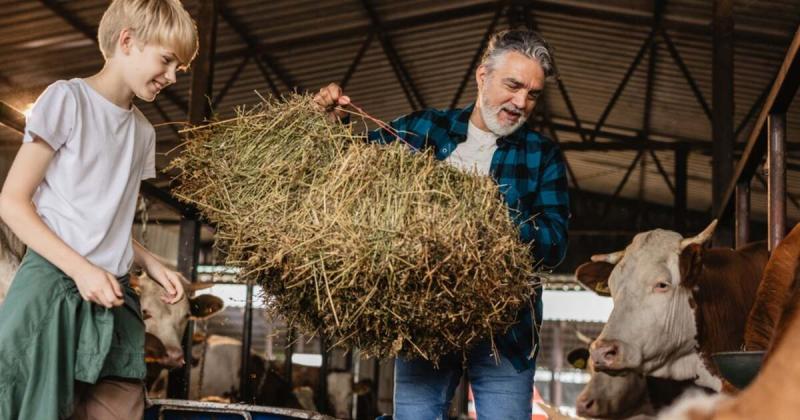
xmin=168 ymin=94 xmax=539 ymax=363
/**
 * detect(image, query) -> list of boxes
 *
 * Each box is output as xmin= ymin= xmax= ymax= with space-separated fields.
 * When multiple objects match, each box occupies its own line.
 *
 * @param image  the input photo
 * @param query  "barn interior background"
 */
xmin=0 ymin=0 xmax=798 ymax=418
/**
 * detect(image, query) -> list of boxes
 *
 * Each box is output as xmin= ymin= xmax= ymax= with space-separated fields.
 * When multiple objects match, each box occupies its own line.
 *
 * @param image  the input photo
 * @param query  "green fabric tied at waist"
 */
xmin=0 ymin=250 xmax=146 ymax=419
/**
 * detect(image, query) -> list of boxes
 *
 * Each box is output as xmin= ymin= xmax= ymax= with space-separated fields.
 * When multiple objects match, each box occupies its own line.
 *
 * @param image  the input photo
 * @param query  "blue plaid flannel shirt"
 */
xmin=366 ymin=103 xmax=570 ymax=371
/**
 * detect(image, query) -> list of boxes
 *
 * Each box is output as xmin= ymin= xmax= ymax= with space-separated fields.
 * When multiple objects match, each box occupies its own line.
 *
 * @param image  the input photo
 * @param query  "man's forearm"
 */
xmin=0 ymin=195 xmax=91 ymax=278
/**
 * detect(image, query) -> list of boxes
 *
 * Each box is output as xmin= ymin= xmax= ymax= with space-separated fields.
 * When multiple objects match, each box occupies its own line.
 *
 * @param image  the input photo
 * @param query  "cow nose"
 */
xmin=165 ymin=348 xmax=185 ymax=367
xmin=576 ymin=393 xmax=596 ymax=416
xmin=591 ymin=339 xmax=621 ymax=368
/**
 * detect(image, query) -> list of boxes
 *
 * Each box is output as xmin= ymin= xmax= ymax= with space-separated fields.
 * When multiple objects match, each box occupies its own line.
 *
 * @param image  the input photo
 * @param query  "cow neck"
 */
xmin=745 ymin=229 xmax=800 ymax=351
xmin=684 ymin=244 xmax=768 ymax=379
xmin=714 ymin=283 xmax=800 ymax=418
xmin=646 ymin=376 xmax=711 ymax=410
xmin=649 ymin=351 xmax=722 ymax=391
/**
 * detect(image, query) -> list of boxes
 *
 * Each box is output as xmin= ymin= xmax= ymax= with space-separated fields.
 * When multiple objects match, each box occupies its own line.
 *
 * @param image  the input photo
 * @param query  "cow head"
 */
xmin=570 ymin=347 xmax=652 ymax=419
xmin=133 ymin=274 xmax=224 ymax=368
xmin=575 ymin=221 xmax=717 ymax=377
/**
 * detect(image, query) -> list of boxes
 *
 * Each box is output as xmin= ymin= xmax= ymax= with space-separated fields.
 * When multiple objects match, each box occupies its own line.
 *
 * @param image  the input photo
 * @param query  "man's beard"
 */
xmin=479 ymin=92 xmax=528 ymax=137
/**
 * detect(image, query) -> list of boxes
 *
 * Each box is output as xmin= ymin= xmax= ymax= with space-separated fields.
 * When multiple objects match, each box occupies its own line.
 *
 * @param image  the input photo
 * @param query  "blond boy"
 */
xmin=0 ymin=1 xmax=197 ymax=418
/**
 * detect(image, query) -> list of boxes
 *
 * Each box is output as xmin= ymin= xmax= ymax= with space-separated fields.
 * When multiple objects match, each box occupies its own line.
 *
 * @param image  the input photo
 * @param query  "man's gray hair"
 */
xmin=481 ymin=30 xmax=558 ymax=79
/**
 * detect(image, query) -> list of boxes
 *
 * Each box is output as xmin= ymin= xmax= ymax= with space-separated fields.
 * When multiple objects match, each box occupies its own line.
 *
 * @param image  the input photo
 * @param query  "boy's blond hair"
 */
xmin=98 ymin=0 xmax=198 ymax=70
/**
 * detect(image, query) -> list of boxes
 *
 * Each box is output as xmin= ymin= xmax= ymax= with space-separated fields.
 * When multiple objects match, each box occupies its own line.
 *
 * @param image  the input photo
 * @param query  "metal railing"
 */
xmin=715 ymin=25 xmax=800 ymax=250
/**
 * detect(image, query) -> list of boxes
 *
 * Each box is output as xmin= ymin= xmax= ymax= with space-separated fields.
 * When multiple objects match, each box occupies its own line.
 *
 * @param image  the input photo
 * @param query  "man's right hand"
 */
xmin=313 ymin=83 xmax=351 ymax=121
xmin=72 ymin=263 xmax=124 ymax=308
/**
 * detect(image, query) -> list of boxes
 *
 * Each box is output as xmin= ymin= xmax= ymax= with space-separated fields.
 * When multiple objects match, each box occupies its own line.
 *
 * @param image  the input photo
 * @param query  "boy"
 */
xmin=0 ymin=1 xmax=198 ymax=418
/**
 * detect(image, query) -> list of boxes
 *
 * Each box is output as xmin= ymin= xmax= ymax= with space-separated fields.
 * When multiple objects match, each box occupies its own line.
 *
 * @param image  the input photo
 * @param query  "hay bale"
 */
xmin=169 ymin=94 xmax=539 ymax=363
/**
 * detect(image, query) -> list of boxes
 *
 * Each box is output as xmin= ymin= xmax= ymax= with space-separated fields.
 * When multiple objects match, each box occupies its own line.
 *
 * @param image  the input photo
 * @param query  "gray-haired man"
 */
xmin=314 ymin=30 xmax=569 ymax=419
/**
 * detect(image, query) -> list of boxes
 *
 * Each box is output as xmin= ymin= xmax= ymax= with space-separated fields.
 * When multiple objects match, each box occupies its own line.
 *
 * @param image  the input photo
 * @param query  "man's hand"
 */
xmin=144 ymin=260 xmax=186 ymax=305
xmin=72 ymin=263 xmax=125 ymax=308
xmin=313 ymin=82 xmax=351 ymax=121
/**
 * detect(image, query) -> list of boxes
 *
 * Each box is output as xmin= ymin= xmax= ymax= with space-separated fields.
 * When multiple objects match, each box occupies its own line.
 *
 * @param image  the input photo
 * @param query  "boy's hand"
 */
xmin=72 ymin=264 xmax=124 ymax=308
xmin=145 ymin=261 xmax=186 ymax=305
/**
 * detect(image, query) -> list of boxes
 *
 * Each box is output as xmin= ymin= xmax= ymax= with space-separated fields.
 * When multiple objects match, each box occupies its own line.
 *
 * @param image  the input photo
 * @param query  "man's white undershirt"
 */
xmin=444 ymin=121 xmax=499 ymax=176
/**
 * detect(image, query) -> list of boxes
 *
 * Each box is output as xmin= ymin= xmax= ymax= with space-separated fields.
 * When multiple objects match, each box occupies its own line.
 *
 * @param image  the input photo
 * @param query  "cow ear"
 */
xmin=185 ymin=281 xmax=216 ymax=293
xmin=679 ymin=243 xmax=704 ymax=287
xmin=190 ymin=294 xmax=224 ymax=319
xmin=567 ymin=347 xmax=590 ymax=370
xmin=575 ymin=261 xmax=614 ymax=297
xmin=129 ymin=274 xmax=142 ymax=294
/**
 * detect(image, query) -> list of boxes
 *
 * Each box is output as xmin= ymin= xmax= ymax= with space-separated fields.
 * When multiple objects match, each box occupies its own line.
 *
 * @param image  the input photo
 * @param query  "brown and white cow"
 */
xmin=576 ymin=221 xmax=770 ymax=391
xmin=187 ymin=334 xmax=365 ymax=417
xmin=570 ymin=347 xmax=708 ymax=419
xmin=743 ymin=222 xmax=800 ymax=352
xmin=658 ymin=222 xmax=800 ymax=420
xmin=662 ymin=302 xmax=800 ymax=419
xmin=134 ymin=273 xmax=224 ymax=368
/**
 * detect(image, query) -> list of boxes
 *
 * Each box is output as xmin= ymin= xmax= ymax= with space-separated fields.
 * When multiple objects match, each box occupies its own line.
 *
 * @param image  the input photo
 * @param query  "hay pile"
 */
xmin=169 ymin=94 xmax=538 ymax=362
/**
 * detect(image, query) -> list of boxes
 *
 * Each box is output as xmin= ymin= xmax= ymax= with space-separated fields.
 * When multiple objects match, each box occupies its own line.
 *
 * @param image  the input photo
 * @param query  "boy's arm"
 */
xmin=0 ymin=138 xmax=123 ymax=308
xmin=132 ymin=240 xmax=185 ymax=304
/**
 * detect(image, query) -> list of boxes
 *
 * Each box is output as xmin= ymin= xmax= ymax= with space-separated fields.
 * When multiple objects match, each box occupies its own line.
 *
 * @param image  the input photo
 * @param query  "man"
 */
xmin=314 ymin=29 xmax=569 ymax=419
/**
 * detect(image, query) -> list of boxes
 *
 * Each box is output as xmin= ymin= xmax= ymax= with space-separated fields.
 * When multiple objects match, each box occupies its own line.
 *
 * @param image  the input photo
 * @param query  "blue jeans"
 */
xmin=393 ymin=338 xmax=535 ymax=420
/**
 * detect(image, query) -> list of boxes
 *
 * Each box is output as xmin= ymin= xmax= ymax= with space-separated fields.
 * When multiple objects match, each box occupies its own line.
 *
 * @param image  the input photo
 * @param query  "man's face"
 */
xmin=475 ymin=51 xmax=545 ymax=136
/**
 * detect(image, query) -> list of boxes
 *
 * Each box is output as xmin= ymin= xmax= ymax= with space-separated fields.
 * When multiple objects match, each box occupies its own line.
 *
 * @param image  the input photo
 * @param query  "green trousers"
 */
xmin=0 ymin=250 xmax=146 ymax=419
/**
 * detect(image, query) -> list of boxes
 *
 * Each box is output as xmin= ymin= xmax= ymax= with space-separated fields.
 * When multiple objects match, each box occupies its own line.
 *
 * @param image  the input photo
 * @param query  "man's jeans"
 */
xmin=393 ymin=337 xmax=536 ymax=420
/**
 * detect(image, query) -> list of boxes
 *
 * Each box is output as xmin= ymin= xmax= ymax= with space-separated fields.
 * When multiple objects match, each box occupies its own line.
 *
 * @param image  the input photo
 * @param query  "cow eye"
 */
xmin=654 ymin=281 xmax=670 ymax=292
xmin=142 ymin=309 xmax=152 ymax=320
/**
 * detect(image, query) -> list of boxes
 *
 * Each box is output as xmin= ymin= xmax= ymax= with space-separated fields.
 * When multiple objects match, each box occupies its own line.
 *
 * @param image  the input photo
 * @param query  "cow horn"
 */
xmin=680 ymin=219 xmax=718 ymax=250
xmin=575 ymin=330 xmax=593 ymax=345
xmin=590 ymin=250 xmax=625 ymax=264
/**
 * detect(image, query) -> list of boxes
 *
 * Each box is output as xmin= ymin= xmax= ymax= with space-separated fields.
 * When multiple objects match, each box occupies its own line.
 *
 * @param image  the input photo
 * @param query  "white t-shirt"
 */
xmin=444 ymin=121 xmax=499 ymax=175
xmin=23 ymin=78 xmax=156 ymax=277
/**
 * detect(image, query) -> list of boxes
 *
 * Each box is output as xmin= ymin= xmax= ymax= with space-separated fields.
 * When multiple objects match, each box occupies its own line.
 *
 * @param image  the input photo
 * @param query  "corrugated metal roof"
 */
xmin=0 ymin=0 xmax=798 ymax=222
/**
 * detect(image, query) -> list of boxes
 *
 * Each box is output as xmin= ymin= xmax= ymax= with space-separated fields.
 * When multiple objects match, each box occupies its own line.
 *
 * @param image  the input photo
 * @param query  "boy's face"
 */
xmin=119 ymin=34 xmax=180 ymax=102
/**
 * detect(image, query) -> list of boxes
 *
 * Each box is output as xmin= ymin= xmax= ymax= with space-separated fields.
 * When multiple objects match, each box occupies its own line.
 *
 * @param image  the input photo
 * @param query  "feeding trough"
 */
xmin=145 ymin=399 xmax=334 ymax=420
xmin=712 ymin=351 xmax=765 ymax=389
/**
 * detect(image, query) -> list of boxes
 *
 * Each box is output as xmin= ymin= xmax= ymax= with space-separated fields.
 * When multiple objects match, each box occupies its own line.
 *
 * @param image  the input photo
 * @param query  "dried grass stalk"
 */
xmin=169 ymin=94 xmax=539 ymax=363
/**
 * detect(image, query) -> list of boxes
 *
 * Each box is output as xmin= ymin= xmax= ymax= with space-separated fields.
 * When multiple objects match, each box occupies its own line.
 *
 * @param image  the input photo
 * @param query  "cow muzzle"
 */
xmin=591 ymin=339 xmax=625 ymax=371
xmin=575 ymin=391 xmax=601 ymax=418
xmin=161 ymin=347 xmax=186 ymax=368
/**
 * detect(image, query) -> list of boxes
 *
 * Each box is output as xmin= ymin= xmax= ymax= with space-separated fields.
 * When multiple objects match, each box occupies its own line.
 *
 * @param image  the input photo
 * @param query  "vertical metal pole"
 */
xmin=265 ymin=318 xmax=274 ymax=361
xmin=549 ymin=321 xmax=564 ymax=407
xmin=284 ymin=326 xmax=295 ymax=389
xmin=735 ymin=181 xmax=751 ymax=248
xmin=317 ymin=336 xmax=330 ymax=414
xmin=372 ymin=358 xmax=381 ymax=418
xmin=351 ymin=350 xmax=361 ymax=420
xmin=167 ymin=218 xmax=200 ymax=398
xmin=188 ymin=0 xmax=218 ymax=125
xmin=711 ymin=0 xmax=735 ymax=247
xmin=768 ymin=113 xmax=787 ymax=251
xmin=674 ymin=145 xmax=688 ymax=234
xmin=240 ymin=278 xmax=255 ymax=402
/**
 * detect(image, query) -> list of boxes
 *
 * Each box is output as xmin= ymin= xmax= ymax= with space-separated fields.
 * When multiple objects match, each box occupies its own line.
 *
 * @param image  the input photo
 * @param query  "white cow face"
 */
xmin=576 ymin=222 xmax=717 ymax=377
xmin=135 ymin=274 xmax=224 ymax=368
xmin=326 ymin=371 xmax=354 ymax=419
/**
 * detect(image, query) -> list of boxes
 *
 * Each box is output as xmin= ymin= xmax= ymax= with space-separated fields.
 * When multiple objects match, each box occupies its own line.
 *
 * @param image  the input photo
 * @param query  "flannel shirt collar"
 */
xmin=448 ymin=102 xmax=527 ymax=147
